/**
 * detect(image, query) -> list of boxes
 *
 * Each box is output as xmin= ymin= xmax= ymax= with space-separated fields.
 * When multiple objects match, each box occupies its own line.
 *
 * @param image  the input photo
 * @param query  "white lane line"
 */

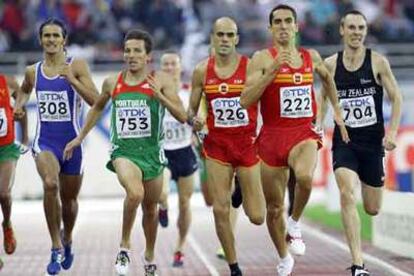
xmin=302 ymin=224 xmax=412 ymax=276
xmin=187 ymin=233 xmax=220 ymax=276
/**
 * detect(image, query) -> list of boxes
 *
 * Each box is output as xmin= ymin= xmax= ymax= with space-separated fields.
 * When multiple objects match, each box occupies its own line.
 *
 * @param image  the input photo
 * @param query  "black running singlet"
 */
xmin=333 ymin=49 xmax=384 ymax=149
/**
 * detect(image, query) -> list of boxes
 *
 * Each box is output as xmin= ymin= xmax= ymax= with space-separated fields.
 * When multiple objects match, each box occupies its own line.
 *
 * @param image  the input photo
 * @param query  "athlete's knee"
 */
xmin=43 ymin=176 xmax=59 ymax=194
xmin=213 ymin=203 xmax=230 ymax=221
xmin=0 ymin=190 xmax=11 ymax=202
xmin=295 ymin=171 xmax=313 ymax=190
xmin=340 ymin=190 xmax=355 ymax=207
xmin=142 ymin=203 xmax=157 ymax=218
xmin=247 ymin=210 xmax=264 ymax=225
xmin=364 ymin=203 xmax=380 ymax=216
xmin=178 ymin=196 xmax=191 ymax=211
xmin=126 ymin=188 xmax=144 ymax=207
xmin=266 ymin=202 xmax=284 ymax=219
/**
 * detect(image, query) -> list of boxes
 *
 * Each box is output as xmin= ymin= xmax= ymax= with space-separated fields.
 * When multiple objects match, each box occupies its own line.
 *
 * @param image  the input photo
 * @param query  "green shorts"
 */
xmin=0 ymin=143 xmax=20 ymax=163
xmin=106 ymin=148 xmax=166 ymax=182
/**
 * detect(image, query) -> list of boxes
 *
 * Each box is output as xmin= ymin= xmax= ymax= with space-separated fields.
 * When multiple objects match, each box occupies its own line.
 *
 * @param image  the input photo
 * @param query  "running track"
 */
xmin=1 ymin=194 xmax=413 ymax=275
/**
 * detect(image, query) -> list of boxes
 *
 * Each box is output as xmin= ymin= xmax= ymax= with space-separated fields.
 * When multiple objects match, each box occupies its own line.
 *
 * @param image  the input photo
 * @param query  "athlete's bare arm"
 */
xmin=188 ymin=60 xmax=207 ymax=131
xmin=57 ymin=59 xmax=99 ymax=106
xmin=63 ymin=75 xmax=114 ymax=160
xmin=310 ymin=49 xmax=349 ymax=143
xmin=317 ymin=54 xmax=338 ymax=126
xmin=372 ymin=52 xmax=402 ymax=150
xmin=240 ymin=50 xmax=287 ymax=108
xmin=148 ymin=71 xmax=187 ymax=123
xmin=6 ymin=75 xmax=29 ymax=147
xmin=14 ymin=65 xmax=35 ymax=119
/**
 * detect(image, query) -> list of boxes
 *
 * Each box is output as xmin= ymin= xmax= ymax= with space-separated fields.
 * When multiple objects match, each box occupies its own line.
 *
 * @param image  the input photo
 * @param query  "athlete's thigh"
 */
xmin=112 ymin=157 xmax=144 ymax=193
xmin=236 ymin=163 xmax=264 ymax=209
xmin=361 ymin=182 xmax=383 ymax=213
xmin=143 ymin=173 xmax=164 ymax=205
xmin=59 ymin=174 xmax=83 ymax=200
xmin=261 ymin=161 xmax=289 ymax=204
xmin=0 ymin=160 xmax=17 ymax=193
xmin=162 ymin=168 xmax=171 ymax=196
xmin=288 ymin=139 xmax=318 ymax=176
xmin=334 ymin=167 xmax=359 ymax=194
xmin=35 ymin=151 xmax=61 ymax=184
xmin=205 ymin=158 xmax=234 ymax=204
xmin=177 ymin=173 xmax=195 ymax=201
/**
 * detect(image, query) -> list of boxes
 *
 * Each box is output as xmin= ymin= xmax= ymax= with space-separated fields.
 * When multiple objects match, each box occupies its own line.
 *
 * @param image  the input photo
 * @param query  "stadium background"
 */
xmin=1 ymin=0 xmax=414 ymax=269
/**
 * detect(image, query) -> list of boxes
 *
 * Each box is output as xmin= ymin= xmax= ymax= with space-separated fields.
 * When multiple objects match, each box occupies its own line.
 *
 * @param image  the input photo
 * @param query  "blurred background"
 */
xmin=1 ymin=0 xmax=414 ymax=260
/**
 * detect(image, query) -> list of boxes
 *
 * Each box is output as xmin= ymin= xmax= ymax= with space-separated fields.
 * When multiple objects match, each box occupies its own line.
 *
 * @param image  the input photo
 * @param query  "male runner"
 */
xmin=240 ymin=4 xmax=349 ymax=275
xmin=323 ymin=10 xmax=402 ymax=276
xmin=14 ymin=18 xmax=98 ymax=275
xmin=64 ymin=29 xmax=187 ymax=276
xmin=157 ymin=52 xmax=198 ymax=267
xmin=188 ymin=17 xmax=265 ymax=276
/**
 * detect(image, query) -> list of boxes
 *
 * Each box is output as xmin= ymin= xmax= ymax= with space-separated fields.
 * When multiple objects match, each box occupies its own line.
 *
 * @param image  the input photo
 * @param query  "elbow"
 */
xmin=178 ymin=113 xmax=188 ymax=124
xmin=240 ymin=96 xmax=250 ymax=109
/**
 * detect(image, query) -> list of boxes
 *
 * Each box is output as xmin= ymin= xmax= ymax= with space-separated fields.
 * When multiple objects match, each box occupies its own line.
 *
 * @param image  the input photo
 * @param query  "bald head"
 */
xmin=211 ymin=17 xmax=239 ymax=57
xmin=213 ymin=17 xmax=238 ymax=33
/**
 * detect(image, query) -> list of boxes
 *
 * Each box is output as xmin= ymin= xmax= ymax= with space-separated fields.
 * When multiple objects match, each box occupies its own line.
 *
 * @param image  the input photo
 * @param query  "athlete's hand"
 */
xmin=13 ymin=106 xmax=25 ymax=120
xmin=63 ymin=137 xmax=82 ymax=160
xmin=147 ymin=75 xmax=164 ymax=101
xmin=58 ymin=64 xmax=76 ymax=84
xmin=191 ymin=116 xmax=205 ymax=132
xmin=383 ymin=131 xmax=397 ymax=151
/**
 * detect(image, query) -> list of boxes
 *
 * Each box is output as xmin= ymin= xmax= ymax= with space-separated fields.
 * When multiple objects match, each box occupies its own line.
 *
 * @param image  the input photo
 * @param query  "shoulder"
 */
xmin=324 ymin=53 xmax=339 ymax=71
xmin=194 ymin=58 xmax=209 ymax=75
xmin=154 ymin=70 xmax=171 ymax=83
xmin=71 ymin=58 xmax=91 ymax=72
xmin=371 ymin=50 xmax=389 ymax=69
xmin=192 ymin=58 xmax=209 ymax=82
xmin=103 ymin=74 xmax=118 ymax=92
xmin=25 ymin=64 xmax=36 ymax=76
xmin=306 ymin=48 xmax=322 ymax=62
xmin=249 ymin=49 xmax=271 ymax=69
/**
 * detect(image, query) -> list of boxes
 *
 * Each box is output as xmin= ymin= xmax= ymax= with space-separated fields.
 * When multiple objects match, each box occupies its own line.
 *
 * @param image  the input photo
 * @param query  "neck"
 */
xmin=343 ymin=45 xmax=365 ymax=60
xmin=125 ymin=67 xmax=148 ymax=84
xmin=273 ymin=38 xmax=297 ymax=52
xmin=44 ymin=52 xmax=66 ymax=66
xmin=215 ymin=52 xmax=238 ymax=67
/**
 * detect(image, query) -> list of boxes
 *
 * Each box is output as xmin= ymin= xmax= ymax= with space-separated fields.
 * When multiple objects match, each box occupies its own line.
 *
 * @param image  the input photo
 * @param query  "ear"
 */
xmin=146 ymin=53 xmax=153 ymax=64
xmin=235 ymin=34 xmax=240 ymax=46
xmin=339 ymin=24 xmax=344 ymax=36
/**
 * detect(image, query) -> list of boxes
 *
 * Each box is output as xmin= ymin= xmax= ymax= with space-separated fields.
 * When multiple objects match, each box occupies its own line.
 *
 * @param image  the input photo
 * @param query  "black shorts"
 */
xmin=164 ymin=145 xmax=198 ymax=181
xmin=332 ymin=144 xmax=385 ymax=187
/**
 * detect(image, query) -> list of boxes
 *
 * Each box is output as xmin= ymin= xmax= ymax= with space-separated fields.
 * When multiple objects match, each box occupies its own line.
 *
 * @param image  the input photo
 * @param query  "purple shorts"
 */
xmin=32 ymin=136 xmax=83 ymax=175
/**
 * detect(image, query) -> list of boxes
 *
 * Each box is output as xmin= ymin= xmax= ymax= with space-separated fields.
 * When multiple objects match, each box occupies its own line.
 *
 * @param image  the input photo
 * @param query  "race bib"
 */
xmin=164 ymin=121 xmax=192 ymax=144
xmin=280 ymin=85 xmax=313 ymax=118
xmin=116 ymin=106 xmax=151 ymax=138
xmin=211 ymin=97 xmax=249 ymax=128
xmin=38 ymin=90 xmax=71 ymax=122
xmin=0 ymin=108 xmax=7 ymax=137
xmin=340 ymin=95 xmax=377 ymax=128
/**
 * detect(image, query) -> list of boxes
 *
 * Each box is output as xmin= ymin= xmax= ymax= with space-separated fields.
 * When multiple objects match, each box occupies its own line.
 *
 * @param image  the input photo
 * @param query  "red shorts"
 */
xmin=257 ymin=124 xmax=322 ymax=167
xmin=203 ymin=133 xmax=259 ymax=168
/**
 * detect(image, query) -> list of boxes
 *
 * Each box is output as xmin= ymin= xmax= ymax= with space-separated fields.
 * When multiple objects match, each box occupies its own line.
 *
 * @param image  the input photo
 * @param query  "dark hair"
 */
xmin=124 ymin=29 xmax=153 ymax=54
xmin=340 ymin=10 xmax=368 ymax=26
xmin=269 ymin=4 xmax=297 ymax=25
xmin=39 ymin=18 xmax=67 ymax=39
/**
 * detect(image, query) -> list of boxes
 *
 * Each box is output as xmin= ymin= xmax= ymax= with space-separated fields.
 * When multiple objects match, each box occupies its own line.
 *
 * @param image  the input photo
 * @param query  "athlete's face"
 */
xmin=123 ymin=39 xmax=150 ymax=72
xmin=160 ymin=54 xmax=181 ymax=79
xmin=211 ymin=21 xmax=239 ymax=57
xmin=269 ymin=9 xmax=298 ymax=45
xmin=340 ymin=14 xmax=367 ymax=50
xmin=39 ymin=24 xmax=66 ymax=54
